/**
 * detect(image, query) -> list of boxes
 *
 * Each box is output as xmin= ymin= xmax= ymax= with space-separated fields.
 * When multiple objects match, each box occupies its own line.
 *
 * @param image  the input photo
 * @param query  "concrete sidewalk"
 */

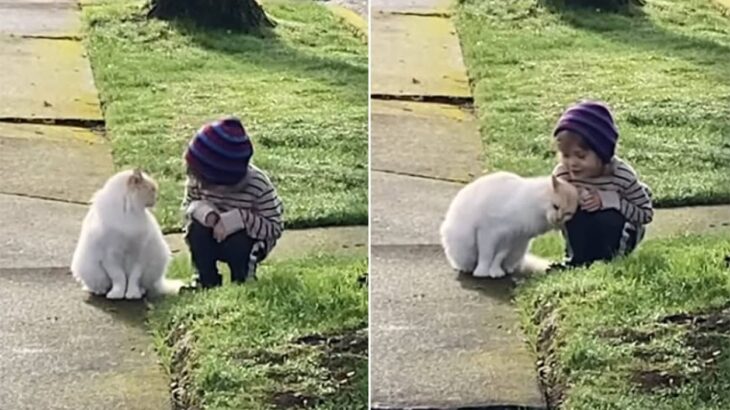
xmin=369 ymin=0 xmax=547 ymax=407
xmin=0 ymin=1 xmax=172 ymax=408
xmin=369 ymin=0 xmax=730 ymax=408
xmin=0 ymin=2 xmax=369 ymax=408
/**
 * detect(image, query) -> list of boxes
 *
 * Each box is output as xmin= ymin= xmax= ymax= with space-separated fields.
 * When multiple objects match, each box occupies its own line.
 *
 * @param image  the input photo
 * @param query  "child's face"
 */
xmin=556 ymin=131 xmax=604 ymax=179
xmin=187 ymin=167 xmax=242 ymax=192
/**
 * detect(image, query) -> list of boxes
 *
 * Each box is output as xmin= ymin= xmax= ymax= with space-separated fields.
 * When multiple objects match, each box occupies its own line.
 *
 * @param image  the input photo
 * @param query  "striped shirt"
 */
xmin=552 ymin=157 xmax=654 ymax=227
xmin=182 ymin=164 xmax=284 ymax=256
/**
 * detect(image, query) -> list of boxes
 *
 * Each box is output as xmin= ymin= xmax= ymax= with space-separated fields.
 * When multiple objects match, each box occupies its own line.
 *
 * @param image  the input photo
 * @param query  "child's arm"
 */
xmin=217 ymin=174 xmax=284 ymax=241
xmin=182 ymin=177 xmax=218 ymax=224
xmin=597 ymin=167 xmax=654 ymax=225
xmin=243 ymin=185 xmax=283 ymax=240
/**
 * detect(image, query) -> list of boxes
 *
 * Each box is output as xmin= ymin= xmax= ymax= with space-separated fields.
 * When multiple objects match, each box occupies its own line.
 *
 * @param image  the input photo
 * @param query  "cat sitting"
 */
xmin=440 ymin=172 xmax=579 ymax=278
xmin=71 ymin=169 xmax=183 ymax=299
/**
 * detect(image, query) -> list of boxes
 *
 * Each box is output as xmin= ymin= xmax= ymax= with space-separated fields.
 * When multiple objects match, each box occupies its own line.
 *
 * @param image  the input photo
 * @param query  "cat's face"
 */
xmin=127 ymin=169 xmax=158 ymax=208
xmin=547 ymin=175 xmax=579 ymax=226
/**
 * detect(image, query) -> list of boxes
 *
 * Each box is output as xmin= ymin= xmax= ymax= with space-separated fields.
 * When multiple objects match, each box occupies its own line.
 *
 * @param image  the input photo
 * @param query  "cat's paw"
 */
xmin=82 ymin=285 xmax=107 ymax=296
xmin=473 ymin=266 xmax=506 ymax=279
xmin=106 ymin=286 xmax=126 ymax=300
xmin=124 ymin=286 xmax=144 ymax=300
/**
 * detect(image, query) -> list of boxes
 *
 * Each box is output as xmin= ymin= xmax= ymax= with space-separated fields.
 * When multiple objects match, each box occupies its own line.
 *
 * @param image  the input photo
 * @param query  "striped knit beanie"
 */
xmin=184 ymin=116 xmax=253 ymax=186
xmin=553 ymin=100 xmax=619 ymax=163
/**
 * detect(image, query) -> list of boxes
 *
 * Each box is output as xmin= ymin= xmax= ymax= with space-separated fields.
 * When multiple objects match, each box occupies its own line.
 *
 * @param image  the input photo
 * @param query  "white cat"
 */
xmin=440 ymin=172 xmax=579 ymax=278
xmin=70 ymin=169 xmax=183 ymax=299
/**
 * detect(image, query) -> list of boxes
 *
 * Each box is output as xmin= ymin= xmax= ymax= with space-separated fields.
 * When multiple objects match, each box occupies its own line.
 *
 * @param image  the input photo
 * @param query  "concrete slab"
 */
xmin=648 ymin=205 xmax=730 ymax=239
xmin=0 ymin=268 xmax=169 ymax=410
xmin=0 ymin=36 xmax=103 ymax=121
xmin=714 ymin=0 xmax=730 ymax=11
xmin=371 ymin=245 xmax=545 ymax=408
xmin=372 ymin=100 xmax=483 ymax=182
xmin=327 ymin=0 xmax=368 ymax=18
xmin=371 ymin=170 xmax=462 ymax=246
xmin=0 ymin=123 xmax=112 ymax=203
xmin=0 ymin=1 xmax=81 ymax=37
xmin=328 ymin=4 xmax=368 ymax=36
xmin=371 ymin=12 xmax=471 ymax=98
xmin=0 ymin=194 xmax=86 ymax=269
xmin=371 ymin=0 xmax=453 ymax=13
xmin=165 ymin=226 xmax=368 ymax=260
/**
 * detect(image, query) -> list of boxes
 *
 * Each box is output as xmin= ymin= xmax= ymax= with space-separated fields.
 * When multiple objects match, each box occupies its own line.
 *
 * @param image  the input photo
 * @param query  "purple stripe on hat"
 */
xmin=185 ymin=150 xmax=240 ymax=185
xmin=553 ymin=100 xmax=619 ymax=164
xmin=197 ymin=127 xmax=252 ymax=160
xmin=219 ymin=118 xmax=247 ymax=135
xmin=564 ymin=105 xmax=618 ymax=135
xmin=560 ymin=114 xmax=617 ymax=143
xmin=184 ymin=116 xmax=252 ymax=186
xmin=212 ymin=121 xmax=247 ymax=144
xmin=188 ymin=141 xmax=249 ymax=173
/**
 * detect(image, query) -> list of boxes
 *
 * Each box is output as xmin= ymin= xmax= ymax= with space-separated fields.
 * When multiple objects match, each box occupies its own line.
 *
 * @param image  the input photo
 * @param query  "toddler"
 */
xmin=550 ymin=100 xmax=653 ymax=269
xmin=182 ymin=116 xmax=284 ymax=288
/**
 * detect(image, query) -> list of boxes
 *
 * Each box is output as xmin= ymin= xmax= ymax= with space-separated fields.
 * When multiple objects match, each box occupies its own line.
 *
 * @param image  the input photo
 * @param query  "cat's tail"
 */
xmin=440 ymin=223 xmax=477 ymax=273
xmin=519 ymin=253 xmax=551 ymax=274
xmin=149 ymin=277 xmax=186 ymax=296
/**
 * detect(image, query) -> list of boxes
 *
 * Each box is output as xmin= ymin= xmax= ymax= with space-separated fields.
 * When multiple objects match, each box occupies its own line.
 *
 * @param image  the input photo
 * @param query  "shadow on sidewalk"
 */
xmin=455 ymin=271 xmax=517 ymax=304
xmin=82 ymin=294 xmax=151 ymax=330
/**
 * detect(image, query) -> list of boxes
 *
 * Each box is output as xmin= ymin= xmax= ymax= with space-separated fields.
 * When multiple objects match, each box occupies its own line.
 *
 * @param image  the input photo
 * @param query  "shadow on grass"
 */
xmin=540 ymin=0 xmax=730 ymax=82
xmin=167 ymin=18 xmax=367 ymax=99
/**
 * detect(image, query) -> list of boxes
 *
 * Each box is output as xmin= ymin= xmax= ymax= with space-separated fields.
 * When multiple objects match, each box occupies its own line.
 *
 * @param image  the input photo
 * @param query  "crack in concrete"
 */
xmin=0 ymin=267 xmax=71 ymax=274
xmin=0 ymin=117 xmax=105 ymax=131
xmin=0 ymin=191 xmax=88 ymax=206
xmin=373 ymin=168 xmax=471 ymax=185
xmin=388 ymin=10 xmax=453 ymax=18
xmin=19 ymin=34 xmax=83 ymax=41
xmin=371 ymin=93 xmax=474 ymax=108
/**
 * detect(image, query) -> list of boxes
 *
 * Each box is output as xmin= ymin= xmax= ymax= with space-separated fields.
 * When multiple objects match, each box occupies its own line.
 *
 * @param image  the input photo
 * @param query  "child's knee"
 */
xmin=592 ymin=209 xmax=626 ymax=231
xmin=186 ymin=220 xmax=213 ymax=244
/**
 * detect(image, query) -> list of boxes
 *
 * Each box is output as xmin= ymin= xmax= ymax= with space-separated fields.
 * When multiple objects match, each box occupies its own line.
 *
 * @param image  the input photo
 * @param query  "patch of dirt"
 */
xmin=267 ymin=325 xmax=368 ymax=409
xmin=628 ymin=304 xmax=730 ymax=394
xmin=231 ymin=347 xmax=290 ymax=366
xmin=271 ymin=391 xmax=320 ymax=409
xmin=533 ymin=297 xmax=730 ymax=408
xmin=533 ymin=300 xmax=567 ymax=409
xmin=598 ymin=327 xmax=662 ymax=344
xmin=632 ymin=369 xmax=686 ymax=392
xmin=167 ymin=323 xmax=203 ymax=410
xmin=162 ymin=319 xmax=367 ymax=409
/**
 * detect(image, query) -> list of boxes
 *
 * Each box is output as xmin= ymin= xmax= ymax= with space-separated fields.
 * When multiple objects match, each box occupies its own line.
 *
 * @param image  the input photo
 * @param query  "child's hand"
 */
xmin=213 ymin=221 xmax=227 ymax=242
xmin=580 ymin=188 xmax=602 ymax=212
xmin=204 ymin=212 xmax=220 ymax=228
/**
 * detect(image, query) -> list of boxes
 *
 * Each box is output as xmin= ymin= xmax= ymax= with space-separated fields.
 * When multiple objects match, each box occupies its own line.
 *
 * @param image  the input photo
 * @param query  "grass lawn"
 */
xmin=82 ymin=0 xmax=367 ymax=231
xmin=456 ymin=0 xmax=730 ymax=207
xmin=520 ymin=233 xmax=730 ymax=409
xmin=149 ymin=254 xmax=368 ymax=409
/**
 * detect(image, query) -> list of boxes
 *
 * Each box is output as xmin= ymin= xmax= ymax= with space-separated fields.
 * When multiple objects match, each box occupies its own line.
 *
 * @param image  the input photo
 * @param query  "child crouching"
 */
xmin=550 ymin=100 xmax=653 ymax=269
xmin=182 ymin=116 xmax=284 ymax=288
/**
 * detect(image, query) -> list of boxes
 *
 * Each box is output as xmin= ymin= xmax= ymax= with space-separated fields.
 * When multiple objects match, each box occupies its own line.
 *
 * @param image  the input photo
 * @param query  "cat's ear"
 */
xmin=129 ymin=168 xmax=143 ymax=185
xmin=551 ymin=174 xmax=560 ymax=191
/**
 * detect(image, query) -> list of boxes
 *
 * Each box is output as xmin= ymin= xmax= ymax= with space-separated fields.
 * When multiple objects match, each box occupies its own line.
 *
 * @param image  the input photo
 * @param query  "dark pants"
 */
xmin=563 ymin=209 xmax=639 ymax=268
xmin=185 ymin=220 xmax=255 ymax=288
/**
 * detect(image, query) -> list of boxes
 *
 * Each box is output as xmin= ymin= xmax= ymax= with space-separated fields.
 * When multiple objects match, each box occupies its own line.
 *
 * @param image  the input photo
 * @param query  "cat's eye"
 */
xmin=552 ymin=204 xmax=559 ymax=210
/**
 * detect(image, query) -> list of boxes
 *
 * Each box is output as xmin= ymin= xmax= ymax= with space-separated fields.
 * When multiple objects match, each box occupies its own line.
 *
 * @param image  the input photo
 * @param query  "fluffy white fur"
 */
xmin=71 ymin=169 xmax=183 ymax=299
xmin=440 ymin=171 xmax=579 ymax=278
